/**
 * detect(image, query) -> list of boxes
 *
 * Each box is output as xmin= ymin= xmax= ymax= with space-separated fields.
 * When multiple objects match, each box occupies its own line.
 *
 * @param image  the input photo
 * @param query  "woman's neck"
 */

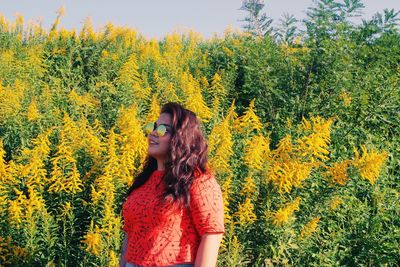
xmin=157 ymin=159 xmax=165 ymax=171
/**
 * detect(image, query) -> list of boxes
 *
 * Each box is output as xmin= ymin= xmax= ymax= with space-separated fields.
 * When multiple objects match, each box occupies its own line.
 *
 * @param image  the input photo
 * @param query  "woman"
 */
xmin=120 ymin=102 xmax=225 ymax=267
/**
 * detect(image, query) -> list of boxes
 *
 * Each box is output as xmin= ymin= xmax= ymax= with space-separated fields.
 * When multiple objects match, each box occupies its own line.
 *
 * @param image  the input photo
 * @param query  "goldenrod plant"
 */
xmin=0 ymin=0 xmax=398 ymax=265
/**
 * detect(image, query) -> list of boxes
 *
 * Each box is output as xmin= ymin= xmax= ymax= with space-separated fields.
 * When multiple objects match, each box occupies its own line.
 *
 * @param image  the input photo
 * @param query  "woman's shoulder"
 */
xmin=191 ymin=167 xmax=220 ymax=192
xmin=193 ymin=166 xmax=214 ymax=181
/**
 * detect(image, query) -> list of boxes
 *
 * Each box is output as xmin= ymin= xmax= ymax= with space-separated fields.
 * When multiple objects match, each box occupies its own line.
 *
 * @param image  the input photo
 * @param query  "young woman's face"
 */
xmin=147 ymin=113 xmax=173 ymax=160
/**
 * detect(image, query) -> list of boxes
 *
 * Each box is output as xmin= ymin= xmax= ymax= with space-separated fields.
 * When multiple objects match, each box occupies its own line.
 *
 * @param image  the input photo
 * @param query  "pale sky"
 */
xmin=1 ymin=0 xmax=399 ymax=39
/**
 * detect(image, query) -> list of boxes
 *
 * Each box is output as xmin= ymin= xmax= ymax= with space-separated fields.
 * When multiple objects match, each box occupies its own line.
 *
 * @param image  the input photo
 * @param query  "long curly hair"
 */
xmin=124 ymin=102 xmax=210 ymax=208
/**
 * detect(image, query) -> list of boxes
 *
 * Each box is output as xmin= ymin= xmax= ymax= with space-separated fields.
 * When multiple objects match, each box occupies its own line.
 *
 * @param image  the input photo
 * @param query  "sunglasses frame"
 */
xmin=144 ymin=121 xmax=173 ymax=137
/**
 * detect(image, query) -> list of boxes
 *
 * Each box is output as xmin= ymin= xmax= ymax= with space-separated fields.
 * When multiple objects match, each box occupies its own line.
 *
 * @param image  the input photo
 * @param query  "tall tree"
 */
xmin=240 ymin=0 xmax=273 ymax=37
xmin=275 ymin=13 xmax=298 ymax=43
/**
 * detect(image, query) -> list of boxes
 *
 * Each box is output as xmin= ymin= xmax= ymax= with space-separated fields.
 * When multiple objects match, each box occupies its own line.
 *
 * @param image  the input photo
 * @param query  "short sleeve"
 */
xmin=189 ymin=172 xmax=225 ymax=236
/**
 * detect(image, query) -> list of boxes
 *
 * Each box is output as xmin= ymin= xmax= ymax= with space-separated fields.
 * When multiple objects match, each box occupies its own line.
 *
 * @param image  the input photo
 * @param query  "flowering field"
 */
xmin=0 ymin=3 xmax=399 ymax=266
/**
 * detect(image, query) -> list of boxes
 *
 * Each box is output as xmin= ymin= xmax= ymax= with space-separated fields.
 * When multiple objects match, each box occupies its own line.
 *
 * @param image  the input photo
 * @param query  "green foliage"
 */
xmin=0 ymin=0 xmax=399 ymax=265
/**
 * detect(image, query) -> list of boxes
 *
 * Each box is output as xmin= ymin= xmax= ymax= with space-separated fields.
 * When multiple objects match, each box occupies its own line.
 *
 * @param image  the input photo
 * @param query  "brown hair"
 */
xmin=125 ymin=102 xmax=210 ymax=208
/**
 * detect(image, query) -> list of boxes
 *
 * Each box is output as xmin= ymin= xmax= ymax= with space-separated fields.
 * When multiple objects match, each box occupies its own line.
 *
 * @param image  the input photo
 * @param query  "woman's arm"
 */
xmin=119 ymin=233 xmax=128 ymax=267
xmin=194 ymin=233 xmax=224 ymax=267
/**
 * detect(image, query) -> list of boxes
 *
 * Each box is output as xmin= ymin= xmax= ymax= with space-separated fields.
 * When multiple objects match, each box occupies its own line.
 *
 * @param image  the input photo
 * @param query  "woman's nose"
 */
xmin=149 ymin=130 xmax=158 ymax=137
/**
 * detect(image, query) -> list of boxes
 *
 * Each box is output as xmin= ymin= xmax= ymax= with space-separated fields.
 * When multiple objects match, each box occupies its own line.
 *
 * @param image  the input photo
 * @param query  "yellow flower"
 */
xmin=119 ymin=54 xmax=141 ymax=86
xmin=208 ymin=101 xmax=236 ymax=175
xmin=0 ymin=14 xmax=10 ymax=30
xmin=273 ymin=134 xmax=293 ymax=161
xmin=286 ymin=117 xmax=293 ymax=129
xmin=165 ymin=82 xmax=180 ymax=103
xmin=353 ymin=145 xmax=388 ymax=185
xmin=221 ymin=175 xmax=233 ymax=225
xmin=89 ymin=130 xmax=119 ymax=198
xmin=146 ymin=94 xmax=161 ymax=123
xmin=234 ymin=99 xmax=263 ymax=133
xmin=267 ymin=158 xmax=312 ymax=194
xmin=271 ymin=197 xmax=301 ymax=226
xmin=26 ymin=186 xmax=46 ymax=213
xmin=209 ymin=73 xmax=227 ymax=99
xmin=48 ymin=6 xmax=65 ymax=38
xmin=243 ymin=134 xmax=271 ymax=171
xmin=27 ymin=98 xmax=40 ymax=121
xmin=8 ymin=189 xmax=28 ymax=227
xmin=100 ymin=201 xmax=121 ymax=246
xmin=0 ymin=79 xmax=25 ymax=120
xmin=300 ymin=217 xmax=321 ymax=238
xmin=8 ymin=199 xmax=24 ymax=226
xmin=90 ymin=184 xmax=102 ymax=205
xmin=139 ymin=38 xmax=161 ymax=62
xmin=116 ymin=105 xmax=148 ymax=184
xmin=211 ymin=96 xmax=221 ymax=120
xmin=101 ymin=50 xmax=109 ymax=58
xmin=340 ymin=91 xmax=352 ymax=107
xmin=19 ymin=129 xmax=52 ymax=190
xmin=82 ymin=221 xmax=102 ymax=256
xmin=281 ymin=41 xmax=310 ymax=56
xmin=208 ymin=117 xmax=233 ymax=174
xmin=200 ymin=76 xmax=209 ymax=88
xmin=0 ymin=184 xmax=7 ymax=208
xmin=324 ymin=160 xmax=351 ymax=186
xmin=117 ymin=54 xmax=149 ymax=101
xmin=222 ymin=46 xmax=234 ymax=57
xmin=60 ymin=202 xmax=72 ymax=217
xmin=297 ymin=116 xmax=332 ymax=162
xmin=59 ymin=113 xmax=81 ymax=149
xmin=181 ymin=73 xmax=212 ymax=122
xmin=329 ymin=196 xmax=342 ymax=211
xmin=79 ymin=17 xmax=97 ymax=40
xmin=1 ymin=49 xmax=14 ymax=64
xmin=59 ymin=28 xmax=76 ymax=40
xmin=77 ymin=118 xmax=104 ymax=160
xmin=48 ymin=120 xmax=83 ymax=195
xmin=240 ymin=175 xmax=257 ymax=198
xmin=13 ymin=246 xmax=29 ymax=258
xmin=234 ymin=197 xmax=257 ymax=226
xmin=0 ymin=139 xmax=10 ymax=183
xmin=108 ymin=250 xmax=119 ymax=267
xmin=0 ymin=236 xmax=13 ymax=263
xmin=15 ymin=13 xmax=24 ymax=27
xmin=68 ymin=89 xmax=100 ymax=109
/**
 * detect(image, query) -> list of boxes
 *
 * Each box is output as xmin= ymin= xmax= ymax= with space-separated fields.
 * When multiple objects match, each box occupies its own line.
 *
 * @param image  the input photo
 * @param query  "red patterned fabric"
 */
xmin=122 ymin=169 xmax=225 ymax=266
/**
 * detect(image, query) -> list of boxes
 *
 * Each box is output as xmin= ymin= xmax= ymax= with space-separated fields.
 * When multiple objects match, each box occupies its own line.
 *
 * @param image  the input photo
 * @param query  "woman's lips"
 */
xmin=149 ymin=140 xmax=159 ymax=145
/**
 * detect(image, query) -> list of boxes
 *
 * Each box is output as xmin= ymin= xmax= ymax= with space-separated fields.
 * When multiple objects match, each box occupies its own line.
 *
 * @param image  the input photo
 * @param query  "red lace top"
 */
xmin=122 ymin=169 xmax=225 ymax=266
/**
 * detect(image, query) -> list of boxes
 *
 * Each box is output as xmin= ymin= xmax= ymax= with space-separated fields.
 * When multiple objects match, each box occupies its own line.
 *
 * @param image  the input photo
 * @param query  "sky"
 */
xmin=1 ymin=0 xmax=399 ymax=39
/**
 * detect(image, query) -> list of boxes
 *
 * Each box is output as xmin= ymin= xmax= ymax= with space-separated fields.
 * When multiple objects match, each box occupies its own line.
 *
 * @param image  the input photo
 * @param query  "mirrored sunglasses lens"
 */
xmin=144 ymin=122 xmax=154 ymax=134
xmin=156 ymin=125 xmax=167 ymax=136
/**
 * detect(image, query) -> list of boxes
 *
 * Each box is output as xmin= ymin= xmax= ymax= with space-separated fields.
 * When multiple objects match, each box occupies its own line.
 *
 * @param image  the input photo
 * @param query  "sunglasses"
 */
xmin=144 ymin=121 xmax=173 ymax=137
